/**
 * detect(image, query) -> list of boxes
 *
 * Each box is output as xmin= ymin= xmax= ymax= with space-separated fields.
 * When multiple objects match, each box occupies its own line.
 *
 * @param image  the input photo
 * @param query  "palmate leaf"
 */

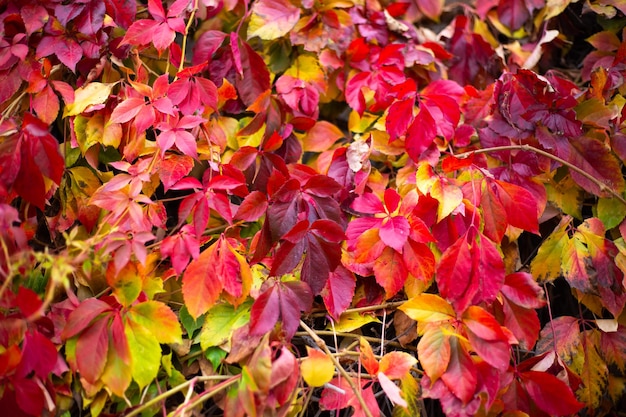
xmin=560 ymin=135 xmax=625 ymax=197
xmin=436 ymin=229 xmax=505 ymax=313
xmin=577 ymin=330 xmax=608 ymax=409
xmin=0 ymin=113 xmax=65 ymax=210
xmin=249 ymin=280 xmax=312 ymax=338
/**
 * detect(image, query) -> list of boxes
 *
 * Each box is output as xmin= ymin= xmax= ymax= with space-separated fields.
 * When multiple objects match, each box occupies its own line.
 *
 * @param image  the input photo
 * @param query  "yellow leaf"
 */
xmin=300 ymin=347 xmax=335 ymax=387
xmin=399 ymin=293 xmax=455 ymax=323
xmin=63 ymin=82 xmax=115 ymax=117
xmin=328 ymin=311 xmax=381 ymax=332
xmin=577 ymin=332 xmax=608 ymax=409
xmin=284 ymin=54 xmax=325 ymax=89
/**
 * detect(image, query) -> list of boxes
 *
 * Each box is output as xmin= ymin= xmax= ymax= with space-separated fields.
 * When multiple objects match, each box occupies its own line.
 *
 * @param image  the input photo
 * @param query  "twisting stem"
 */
xmin=455 ymin=144 xmax=626 ymax=206
xmin=299 ymin=320 xmax=374 ymax=417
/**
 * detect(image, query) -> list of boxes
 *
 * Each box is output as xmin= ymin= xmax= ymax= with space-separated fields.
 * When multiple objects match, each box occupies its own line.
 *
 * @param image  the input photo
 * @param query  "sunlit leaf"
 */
xmin=300 ymin=347 xmax=334 ymax=387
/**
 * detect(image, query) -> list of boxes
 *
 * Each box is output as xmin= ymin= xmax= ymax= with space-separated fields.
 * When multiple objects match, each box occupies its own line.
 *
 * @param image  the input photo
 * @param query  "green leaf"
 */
xmin=205 ymin=347 xmax=228 ymax=370
xmin=179 ymin=305 xmax=204 ymax=338
xmin=596 ymin=196 xmax=626 ymax=230
xmin=199 ymin=301 xmax=252 ymax=351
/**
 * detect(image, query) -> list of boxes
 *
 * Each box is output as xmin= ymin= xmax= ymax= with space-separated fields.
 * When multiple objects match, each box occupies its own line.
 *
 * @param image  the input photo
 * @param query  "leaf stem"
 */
xmin=309 ymin=300 xmax=406 ymax=317
xmin=176 ymin=0 xmax=199 ymax=79
xmin=171 ymin=376 xmax=240 ymax=416
xmin=295 ymin=330 xmax=415 ymax=352
xmin=455 ymin=144 xmax=626 ymax=205
xmin=299 ymin=320 xmax=374 ymax=417
xmin=123 ymin=375 xmax=235 ymax=417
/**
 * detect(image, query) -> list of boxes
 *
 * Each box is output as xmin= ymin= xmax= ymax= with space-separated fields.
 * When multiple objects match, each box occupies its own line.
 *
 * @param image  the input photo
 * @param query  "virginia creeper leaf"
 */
xmin=300 ymin=347 xmax=334 ymax=387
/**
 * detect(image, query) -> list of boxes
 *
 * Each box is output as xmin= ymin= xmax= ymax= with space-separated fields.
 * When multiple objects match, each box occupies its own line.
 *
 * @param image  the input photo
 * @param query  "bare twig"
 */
xmin=299 ymin=320 xmax=374 ymax=417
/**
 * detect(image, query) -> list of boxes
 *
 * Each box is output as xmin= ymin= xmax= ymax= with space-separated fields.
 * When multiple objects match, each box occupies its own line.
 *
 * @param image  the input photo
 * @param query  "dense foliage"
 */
xmin=2 ymin=0 xmax=626 ymax=415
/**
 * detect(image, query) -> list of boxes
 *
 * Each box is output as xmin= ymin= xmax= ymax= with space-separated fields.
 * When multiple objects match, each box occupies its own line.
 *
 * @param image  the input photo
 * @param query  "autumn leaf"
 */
xmin=249 ymin=280 xmax=312 ymax=338
xmin=247 ymin=0 xmax=301 ymax=40
xmin=300 ymin=347 xmax=334 ymax=387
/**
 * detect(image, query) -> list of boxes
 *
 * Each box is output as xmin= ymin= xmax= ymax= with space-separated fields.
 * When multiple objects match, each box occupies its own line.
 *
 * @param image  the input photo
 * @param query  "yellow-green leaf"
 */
xmin=300 ymin=347 xmax=335 ymax=387
xmin=127 ymin=301 xmax=182 ymax=344
xmin=124 ymin=318 xmax=161 ymax=389
xmin=392 ymin=374 xmax=422 ymax=417
xmin=597 ymin=197 xmax=626 ymax=230
xmin=199 ymin=301 xmax=252 ymax=351
xmin=106 ymin=262 xmax=142 ymax=307
xmin=64 ymin=82 xmax=115 ymax=117
xmin=530 ymin=215 xmax=571 ymax=282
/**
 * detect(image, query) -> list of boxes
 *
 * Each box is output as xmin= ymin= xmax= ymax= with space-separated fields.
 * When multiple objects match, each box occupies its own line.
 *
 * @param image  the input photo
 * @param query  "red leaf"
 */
xmin=501 ymin=297 xmax=541 ymax=350
xmin=249 ymin=283 xmax=281 ymax=336
xmin=249 ymin=280 xmax=312 ymax=338
xmin=61 ymin=298 xmax=113 ymax=340
xmin=320 ymin=377 xmax=381 ymax=417
xmin=235 ymin=191 xmax=268 ymax=221
xmin=15 ymin=287 xmax=42 ymax=318
xmin=158 ymin=154 xmax=194 ymax=191
xmin=379 ymin=216 xmax=410 ymax=252
xmin=501 ymin=272 xmax=546 ymax=309
xmin=436 ymin=234 xmax=472 ymax=312
xmin=440 ymin=337 xmax=478 ymax=404
xmin=417 ymin=0 xmax=444 ymax=21
xmin=488 ymin=179 xmax=539 ymax=234
xmin=560 ymin=135 xmax=625 ymax=197
xmin=2 ymin=113 xmax=65 ymax=209
xmin=321 ymin=265 xmax=356 ymax=320
xmin=406 ymin=103 xmax=437 ymax=161
xmin=520 ymin=371 xmax=584 ymax=415
xmin=437 ymin=231 xmax=505 ymax=313
xmin=235 ymin=39 xmax=271 ymax=107
xmin=75 ymin=315 xmax=109 ymax=384
xmin=32 ymin=85 xmax=59 ymax=125
xmin=463 ymin=306 xmax=511 ymax=371
xmin=403 ymin=240 xmax=436 ymax=284
xmin=19 ymin=330 xmax=58 ymax=379
xmin=497 ymin=0 xmax=530 ymax=31
xmin=105 ymin=0 xmax=137 ymax=29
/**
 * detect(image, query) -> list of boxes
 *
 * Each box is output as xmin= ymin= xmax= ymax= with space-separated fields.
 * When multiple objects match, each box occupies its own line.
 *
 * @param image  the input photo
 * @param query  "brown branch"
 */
xmin=455 ymin=144 xmax=626 ymax=206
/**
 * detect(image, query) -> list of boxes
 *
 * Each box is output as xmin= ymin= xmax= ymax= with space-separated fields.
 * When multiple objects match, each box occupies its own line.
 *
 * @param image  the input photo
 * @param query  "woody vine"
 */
xmin=2 ymin=0 xmax=626 ymax=416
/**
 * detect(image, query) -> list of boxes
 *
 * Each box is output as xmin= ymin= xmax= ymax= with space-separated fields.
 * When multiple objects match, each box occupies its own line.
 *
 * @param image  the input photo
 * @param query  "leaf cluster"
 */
xmin=2 ymin=0 xmax=626 ymax=416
